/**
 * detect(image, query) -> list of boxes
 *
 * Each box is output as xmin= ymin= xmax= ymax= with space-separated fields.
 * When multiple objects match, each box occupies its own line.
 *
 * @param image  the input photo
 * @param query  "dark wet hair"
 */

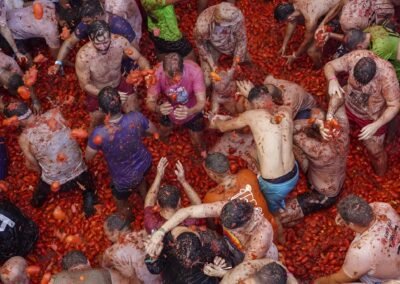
xmin=175 ymin=232 xmax=202 ymax=268
xmin=163 ymin=53 xmax=184 ymax=77
xmin=205 ymin=152 xmax=230 ymax=174
xmin=221 ymin=199 xmax=254 ymax=229
xmin=353 ymin=57 xmax=376 ymax=85
xmin=88 ymin=20 xmax=110 ymax=41
xmin=105 ymin=214 xmax=129 ymax=232
xmin=253 ymin=262 xmax=288 ymax=284
xmin=274 ymin=3 xmax=295 ymax=22
xmin=79 ymin=0 xmax=104 ymax=18
xmin=3 ymin=100 xmax=30 ymax=118
xmin=98 ymin=86 xmax=121 ymax=115
xmin=344 ymin=29 xmax=366 ymax=51
xmin=157 ymin=185 xmax=180 ymax=209
xmin=248 ymin=86 xmax=269 ymax=102
xmin=7 ymin=74 xmax=24 ymax=96
xmin=338 ymin=194 xmax=374 ymax=227
xmin=57 ymin=6 xmax=81 ymax=29
xmin=62 ymin=250 xmax=88 ymax=270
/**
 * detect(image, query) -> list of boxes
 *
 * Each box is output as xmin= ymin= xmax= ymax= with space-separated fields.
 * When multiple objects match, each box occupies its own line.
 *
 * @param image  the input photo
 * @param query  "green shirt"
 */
xmin=141 ymin=0 xmax=182 ymax=41
xmin=365 ymin=25 xmax=400 ymax=79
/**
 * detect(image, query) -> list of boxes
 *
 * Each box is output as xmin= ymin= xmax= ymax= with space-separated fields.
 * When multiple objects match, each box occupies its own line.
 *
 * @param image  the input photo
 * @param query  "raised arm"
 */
xmin=175 ymin=160 xmax=201 ymax=205
xmin=145 ymin=201 xmax=226 ymax=258
xmin=144 ymin=157 xmax=168 ymax=207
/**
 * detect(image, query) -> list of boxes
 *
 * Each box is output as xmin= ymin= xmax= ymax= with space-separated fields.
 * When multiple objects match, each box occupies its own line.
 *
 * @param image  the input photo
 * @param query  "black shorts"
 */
xmin=149 ymin=33 xmax=193 ymax=57
xmin=297 ymin=186 xmax=339 ymax=216
xmin=160 ymin=113 xmax=205 ymax=132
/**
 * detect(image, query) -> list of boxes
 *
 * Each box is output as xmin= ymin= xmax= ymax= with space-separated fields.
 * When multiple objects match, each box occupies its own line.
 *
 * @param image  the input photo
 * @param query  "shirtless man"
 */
xmin=49 ymin=0 xmax=137 ymax=75
xmin=3 ymin=101 xmax=97 ymax=217
xmin=50 ymin=250 xmax=130 ymax=283
xmin=75 ymin=20 xmax=150 ymax=130
xmin=205 ymin=258 xmax=298 ymax=284
xmin=104 ymin=0 xmax=142 ymax=46
xmin=315 ymin=195 xmax=400 ymax=283
xmin=325 ymin=49 xmax=400 ymax=175
xmin=195 ymin=2 xmax=247 ymax=86
xmin=212 ymin=75 xmax=315 ymax=172
xmin=146 ymin=199 xmax=275 ymax=268
xmin=280 ymin=101 xmax=349 ymax=225
xmin=102 ymin=214 xmax=161 ymax=283
xmin=274 ymin=0 xmax=341 ymax=67
xmin=0 ymin=256 xmax=29 ymax=284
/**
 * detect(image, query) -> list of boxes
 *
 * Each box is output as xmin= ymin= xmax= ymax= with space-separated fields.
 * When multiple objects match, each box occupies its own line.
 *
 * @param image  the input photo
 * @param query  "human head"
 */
xmin=104 ymin=214 xmax=130 ymax=243
xmin=343 ymin=29 xmax=369 ymax=51
xmin=163 ymin=53 xmax=184 ymax=82
xmin=204 ymin=152 xmax=230 ymax=182
xmin=3 ymin=100 xmax=32 ymax=125
xmin=0 ymin=256 xmax=28 ymax=284
xmin=157 ymin=185 xmax=181 ymax=209
xmin=274 ymin=3 xmax=295 ymax=22
xmin=245 ymin=262 xmax=288 ymax=284
xmin=214 ymin=2 xmax=241 ymax=27
xmin=79 ymin=0 xmax=104 ymax=24
xmin=353 ymin=57 xmax=376 ymax=85
xmin=337 ymin=194 xmax=374 ymax=229
xmin=6 ymin=74 xmax=24 ymax=96
xmin=98 ymin=86 xmax=122 ymax=115
xmin=88 ymin=20 xmax=111 ymax=55
xmin=248 ymin=86 xmax=276 ymax=110
xmin=57 ymin=5 xmax=80 ymax=29
xmin=221 ymin=199 xmax=254 ymax=230
xmin=175 ymin=232 xmax=202 ymax=269
xmin=61 ymin=250 xmax=89 ymax=271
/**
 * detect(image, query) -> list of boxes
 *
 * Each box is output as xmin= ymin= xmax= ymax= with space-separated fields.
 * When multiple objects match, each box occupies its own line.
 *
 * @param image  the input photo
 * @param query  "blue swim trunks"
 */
xmin=258 ymin=162 xmax=299 ymax=213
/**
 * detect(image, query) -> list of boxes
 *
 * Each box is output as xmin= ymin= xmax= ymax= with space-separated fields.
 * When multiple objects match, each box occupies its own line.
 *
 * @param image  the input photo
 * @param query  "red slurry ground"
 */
xmin=0 ymin=0 xmax=399 ymax=283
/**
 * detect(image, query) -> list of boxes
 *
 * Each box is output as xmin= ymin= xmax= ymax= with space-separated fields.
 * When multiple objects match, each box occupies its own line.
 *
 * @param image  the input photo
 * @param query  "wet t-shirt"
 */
xmin=6 ymin=1 xmax=60 ymax=48
xmin=328 ymin=50 xmax=400 ymax=120
xmin=74 ymin=12 xmax=135 ymax=43
xmin=342 ymin=202 xmax=400 ymax=281
xmin=148 ymin=60 xmax=206 ymax=125
xmin=88 ymin=112 xmax=152 ymax=189
xmin=263 ymin=75 xmax=316 ymax=117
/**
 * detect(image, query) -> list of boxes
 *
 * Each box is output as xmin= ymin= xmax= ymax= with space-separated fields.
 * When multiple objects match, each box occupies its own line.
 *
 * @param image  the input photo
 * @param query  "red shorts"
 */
xmin=345 ymin=106 xmax=387 ymax=137
xmin=86 ymin=78 xmax=135 ymax=113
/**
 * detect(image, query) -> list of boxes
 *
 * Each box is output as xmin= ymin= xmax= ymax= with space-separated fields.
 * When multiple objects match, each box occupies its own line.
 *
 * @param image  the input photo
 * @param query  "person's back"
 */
xmin=0 ymin=199 xmax=38 ymax=262
xmin=343 ymin=202 xmax=400 ymax=281
xmin=23 ymin=109 xmax=86 ymax=185
xmin=51 ymin=268 xmax=113 ymax=284
xmin=242 ymin=109 xmax=294 ymax=179
xmin=89 ymin=111 xmax=151 ymax=189
xmin=294 ymin=0 xmax=341 ymax=23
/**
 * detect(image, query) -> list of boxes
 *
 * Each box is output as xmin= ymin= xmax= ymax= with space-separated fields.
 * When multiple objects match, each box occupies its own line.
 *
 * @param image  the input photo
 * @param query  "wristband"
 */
xmin=55 ymin=60 xmax=63 ymax=66
xmin=328 ymin=77 xmax=337 ymax=81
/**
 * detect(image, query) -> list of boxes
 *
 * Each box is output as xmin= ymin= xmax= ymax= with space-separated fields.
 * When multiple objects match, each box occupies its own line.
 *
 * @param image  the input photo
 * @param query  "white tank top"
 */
xmin=24 ymin=110 xmax=86 ymax=185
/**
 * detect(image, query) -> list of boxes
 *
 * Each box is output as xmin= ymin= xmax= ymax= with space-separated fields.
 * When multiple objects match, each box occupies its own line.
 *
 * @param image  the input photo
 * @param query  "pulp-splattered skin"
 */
xmin=0 ymin=256 xmax=29 ymax=284
xmin=102 ymin=230 xmax=161 ymax=284
xmin=146 ymin=201 xmax=274 ymax=262
xmin=294 ymin=105 xmax=350 ymax=197
xmin=220 ymin=258 xmax=298 ymax=284
xmin=340 ymin=203 xmax=400 ymax=281
xmin=214 ymin=108 xmax=295 ymax=180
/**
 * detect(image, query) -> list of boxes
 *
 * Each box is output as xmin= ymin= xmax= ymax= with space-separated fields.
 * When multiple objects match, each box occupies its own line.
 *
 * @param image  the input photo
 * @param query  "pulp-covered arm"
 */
xmin=18 ymin=134 xmax=40 ymax=172
xmin=144 ymin=157 xmax=168 ymax=207
xmin=175 ymin=160 xmax=201 ymax=205
xmin=209 ymin=112 xmax=248 ymax=132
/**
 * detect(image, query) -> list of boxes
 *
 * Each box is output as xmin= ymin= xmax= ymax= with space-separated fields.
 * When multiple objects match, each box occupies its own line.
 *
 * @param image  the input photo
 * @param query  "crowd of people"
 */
xmin=0 ymin=0 xmax=399 ymax=283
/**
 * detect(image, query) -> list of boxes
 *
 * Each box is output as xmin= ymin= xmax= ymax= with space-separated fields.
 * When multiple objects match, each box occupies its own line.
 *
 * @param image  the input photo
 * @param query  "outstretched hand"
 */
xmin=156 ymin=157 xmax=168 ymax=178
xmin=236 ymin=80 xmax=254 ymax=98
xmin=174 ymin=160 xmax=186 ymax=182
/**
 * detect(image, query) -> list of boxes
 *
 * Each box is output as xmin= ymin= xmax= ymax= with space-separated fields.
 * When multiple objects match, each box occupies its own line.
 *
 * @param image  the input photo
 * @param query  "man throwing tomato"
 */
xmin=325 ymin=49 xmax=400 ymax=176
